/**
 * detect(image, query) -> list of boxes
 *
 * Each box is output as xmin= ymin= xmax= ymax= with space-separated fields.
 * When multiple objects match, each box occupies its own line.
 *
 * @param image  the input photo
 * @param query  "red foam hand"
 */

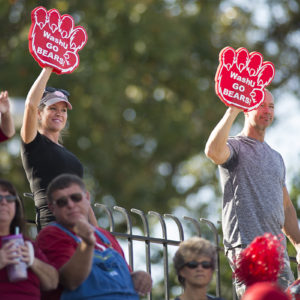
xmin=215 ymin=47 xmax=275 ymax=111
xmin=28 ymin=6 xmax=87 ymax=74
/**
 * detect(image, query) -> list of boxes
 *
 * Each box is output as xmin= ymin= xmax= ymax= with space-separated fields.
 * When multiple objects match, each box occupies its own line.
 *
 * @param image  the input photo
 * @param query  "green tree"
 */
xmin=1 ymin=0 xmax=227 ymax=216
xmin=2 ymin=0 xmax=300 ymax=299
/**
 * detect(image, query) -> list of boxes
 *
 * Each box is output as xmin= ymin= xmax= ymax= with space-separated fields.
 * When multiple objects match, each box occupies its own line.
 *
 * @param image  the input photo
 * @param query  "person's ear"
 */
xmin=179 ymin=269 xmax=185 ymax=279
xmin=48 ymin=202 xmax=55 ymax=214
xmin=85 ymin=191 xmax=90 ymax=203
xmin=37 ymin=109 xmax=42 ymax=120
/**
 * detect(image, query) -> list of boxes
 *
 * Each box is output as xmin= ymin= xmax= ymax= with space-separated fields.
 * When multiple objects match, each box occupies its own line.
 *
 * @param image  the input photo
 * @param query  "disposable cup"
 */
xmin=2 ymin=234 xmax=28 ymax=282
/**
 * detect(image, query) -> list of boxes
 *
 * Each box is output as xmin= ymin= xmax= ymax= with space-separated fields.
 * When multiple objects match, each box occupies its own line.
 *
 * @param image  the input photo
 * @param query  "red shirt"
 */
xmin=36 ymin=225 xmax=127 ymax=300
xmin=0 ymin=128 xmax=8 ymax=143
xmin=0 ymin=237 xmax=50 ymax=300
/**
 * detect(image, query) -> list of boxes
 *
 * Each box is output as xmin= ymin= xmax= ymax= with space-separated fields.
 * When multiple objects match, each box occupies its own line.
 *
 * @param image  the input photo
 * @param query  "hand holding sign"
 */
xmin=28 ymin=6 xmax=87 ymax=74
xmin=215 ymin=47 xmax=275 ymax=111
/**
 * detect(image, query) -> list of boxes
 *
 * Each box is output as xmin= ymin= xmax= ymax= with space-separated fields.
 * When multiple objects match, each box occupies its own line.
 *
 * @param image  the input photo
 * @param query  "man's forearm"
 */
xmin=30 ymin=258 xmax=58 ymax=291
xmin=59 ymin=241 xmax=94 ymax=290
xmin=282 ymin=187 xmax=300 ymax=248
xmin=283 ymin=204 xmax=300 ymax=247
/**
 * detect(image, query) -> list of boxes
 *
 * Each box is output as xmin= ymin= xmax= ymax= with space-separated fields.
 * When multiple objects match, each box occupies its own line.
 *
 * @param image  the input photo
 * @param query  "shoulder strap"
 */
xmin=93 ymin=227 xmax=111 ymax=246
xmin=49 ymin=223 xmax=81 ymax=243
xmin=49 ymin=223 xmax=112 ymax=246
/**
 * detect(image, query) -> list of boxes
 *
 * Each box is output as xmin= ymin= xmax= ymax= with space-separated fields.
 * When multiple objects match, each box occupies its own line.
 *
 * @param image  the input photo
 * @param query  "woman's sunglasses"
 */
xmin=43 ymin=87 xmax=70 ymax=98
xmin=53 ymin=193 xmax=83 ymax=208
xmin=184 ymin=261 xmax=213 ymax=269
xmin=0 ymin=195 xmax=17 ymax=203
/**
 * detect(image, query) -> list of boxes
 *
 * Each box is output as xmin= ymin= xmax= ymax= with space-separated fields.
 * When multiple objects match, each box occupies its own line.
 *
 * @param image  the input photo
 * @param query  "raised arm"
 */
xmin=0 ymin=91 xmax=15 ymax=138
xmin=21 ymin=67 xmax=53 ymax=144
xmin=205 ymin=106 xmax=242 ymax=165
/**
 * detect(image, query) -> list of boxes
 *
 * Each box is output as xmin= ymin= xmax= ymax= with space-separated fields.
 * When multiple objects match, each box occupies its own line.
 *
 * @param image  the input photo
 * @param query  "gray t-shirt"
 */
xmin=219 ymin=135 xmax=286 ymax=251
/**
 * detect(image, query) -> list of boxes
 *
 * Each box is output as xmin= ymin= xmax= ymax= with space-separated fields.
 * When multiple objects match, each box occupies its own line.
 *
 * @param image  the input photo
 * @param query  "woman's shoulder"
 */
xmin=21 ymin=131 xmax=43 ymax=149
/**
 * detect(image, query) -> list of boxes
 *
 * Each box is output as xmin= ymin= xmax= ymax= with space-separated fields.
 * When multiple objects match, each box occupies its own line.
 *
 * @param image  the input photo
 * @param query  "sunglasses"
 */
xmin=53 ymin=193 xmax=83 ymax=208
xmin=0 ymin=195 xmax=17 ymax=203
xmin=43 ymin=87 xmax=70 ymax=98
xmin=184 ymin=261 xmax=213 ymax=269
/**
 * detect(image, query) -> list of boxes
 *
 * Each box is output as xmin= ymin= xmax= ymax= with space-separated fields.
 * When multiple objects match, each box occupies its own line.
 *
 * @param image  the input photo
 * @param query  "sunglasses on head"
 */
xmin=0 ymin=195 xmax=17 ymax=203
xmin=43 ymin=87 xmax=70 ymax=98
xmin=53 ymin=193 xmax=83 ymax=208
xmin=185 ymin=261 xmax=213 ymax=269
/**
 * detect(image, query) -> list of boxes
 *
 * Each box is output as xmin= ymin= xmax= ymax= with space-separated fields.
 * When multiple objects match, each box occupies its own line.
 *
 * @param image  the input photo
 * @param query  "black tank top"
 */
xmin=21 ymin=132 xmax=83 ymax=208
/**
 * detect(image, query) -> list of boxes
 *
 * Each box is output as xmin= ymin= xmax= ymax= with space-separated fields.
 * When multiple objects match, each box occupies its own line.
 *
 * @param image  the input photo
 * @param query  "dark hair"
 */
xmin=47 ymin=174 xmax=86 ymax=204
xmin=0 ymin=179 xmax=26 ymax=235
xmin=173 ymin=237 xmax=216 ymax=287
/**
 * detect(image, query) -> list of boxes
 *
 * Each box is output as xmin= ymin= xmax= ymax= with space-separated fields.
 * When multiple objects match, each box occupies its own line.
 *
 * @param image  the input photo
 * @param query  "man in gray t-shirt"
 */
xmin=205 ymin=90 xmax=300 ymax=298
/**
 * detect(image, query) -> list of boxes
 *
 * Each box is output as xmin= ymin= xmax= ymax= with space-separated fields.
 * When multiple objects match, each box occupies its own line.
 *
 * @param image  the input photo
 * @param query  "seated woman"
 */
xmin=0 ymin=178 xmax=58 ymax=299
xmin=173 ymin=236 xmax=225 ymax=300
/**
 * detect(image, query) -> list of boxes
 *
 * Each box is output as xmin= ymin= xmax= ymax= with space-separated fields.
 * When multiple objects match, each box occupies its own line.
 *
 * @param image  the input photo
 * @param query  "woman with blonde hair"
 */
xmin=173 ymin=236 xmax=225 ymax=300
xmin=21 ymin=67 xmax=97 ymax=230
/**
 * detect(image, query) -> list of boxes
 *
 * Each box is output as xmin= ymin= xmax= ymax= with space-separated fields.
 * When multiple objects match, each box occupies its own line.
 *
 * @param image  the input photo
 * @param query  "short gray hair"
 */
xmin=173 ymin=237 xmax=216 ymax=286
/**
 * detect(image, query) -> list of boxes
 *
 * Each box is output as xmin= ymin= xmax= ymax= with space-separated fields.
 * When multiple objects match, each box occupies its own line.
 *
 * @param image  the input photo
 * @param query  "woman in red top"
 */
xmin=0 ymin=178 xmax=58 ymax=299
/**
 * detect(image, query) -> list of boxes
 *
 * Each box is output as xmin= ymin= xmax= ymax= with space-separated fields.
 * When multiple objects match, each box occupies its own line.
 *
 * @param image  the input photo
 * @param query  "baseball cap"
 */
xmin=40 ymin=87 xmax=72 ymax=110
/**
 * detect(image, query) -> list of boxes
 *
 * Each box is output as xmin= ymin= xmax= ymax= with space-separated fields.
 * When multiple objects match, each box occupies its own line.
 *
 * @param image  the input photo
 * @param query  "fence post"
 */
xmin=149 ymin=211 xmax=169 ymax=300
xmin=114 ymin=206 xmax=134 ymax=269
xmin=94 ymin=203 xmax=115 ymax=232
xmin=131 ymin=208 xmax=152 ymax=300
xmin=200 ymin=218 xmax=221 ymax=298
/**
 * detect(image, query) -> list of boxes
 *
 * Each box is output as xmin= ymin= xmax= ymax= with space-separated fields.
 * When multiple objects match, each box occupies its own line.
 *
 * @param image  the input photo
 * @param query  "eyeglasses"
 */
xmin=43 ymin=87 xmax=70 ymax=98
xmin=184 ymin=261 xmax=213 ymax=269
xmin=53 ymin=193 xmax=83 ymax=208
xmin=0 ymin=195 xmax=17 ymax=203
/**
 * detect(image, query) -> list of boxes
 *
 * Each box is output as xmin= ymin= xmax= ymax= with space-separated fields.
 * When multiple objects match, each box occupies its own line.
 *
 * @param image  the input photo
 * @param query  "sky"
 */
xmin=265 ymin=92 xmax=300 ymax=189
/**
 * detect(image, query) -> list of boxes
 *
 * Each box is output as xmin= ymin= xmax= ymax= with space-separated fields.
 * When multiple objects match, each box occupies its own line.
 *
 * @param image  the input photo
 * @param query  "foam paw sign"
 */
xmin=28 ymin=6 xmax=87 ymax=74
xmin=215 ymin=47 xmax=275 ymax=111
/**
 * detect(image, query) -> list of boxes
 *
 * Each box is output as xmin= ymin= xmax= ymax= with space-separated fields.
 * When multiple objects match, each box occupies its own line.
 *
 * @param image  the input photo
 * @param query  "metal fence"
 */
xmin=24 ymin=191 xmax=224 ymax=299
xmin=94 ymin=203 xmax=223 ymax=300
xmin=24 ymin=193 xmax=298 ymax=300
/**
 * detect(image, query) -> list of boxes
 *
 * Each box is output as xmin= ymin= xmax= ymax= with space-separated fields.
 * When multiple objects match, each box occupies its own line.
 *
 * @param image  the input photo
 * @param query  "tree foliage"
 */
xmin=1 ymin=0 xmax=300 ymax=299
xmin=0 ymin=0 xmax=227 ymax=214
